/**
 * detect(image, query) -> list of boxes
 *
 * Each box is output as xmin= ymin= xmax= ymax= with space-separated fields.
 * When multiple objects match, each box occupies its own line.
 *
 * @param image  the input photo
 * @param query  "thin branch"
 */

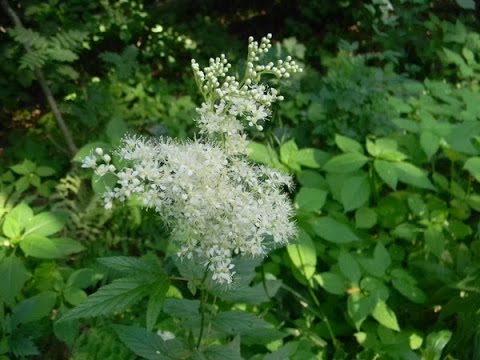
xmin=1 ymin=0 xmax=78 ymax=157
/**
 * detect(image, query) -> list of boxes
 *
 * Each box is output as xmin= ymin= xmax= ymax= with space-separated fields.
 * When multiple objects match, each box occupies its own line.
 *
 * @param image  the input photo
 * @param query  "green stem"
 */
xmin=196 ymin=266 xmax=210 ymax=349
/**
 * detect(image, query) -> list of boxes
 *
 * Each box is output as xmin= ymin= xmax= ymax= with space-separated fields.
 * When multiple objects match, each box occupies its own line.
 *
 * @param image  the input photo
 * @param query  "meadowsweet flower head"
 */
xmin=84 ymin=136 xmax=296 ymax=284
xmin=191 ymin=34 xmax=302 ymax=155
xmin=82 ymin=34 xmax=300 ymax=284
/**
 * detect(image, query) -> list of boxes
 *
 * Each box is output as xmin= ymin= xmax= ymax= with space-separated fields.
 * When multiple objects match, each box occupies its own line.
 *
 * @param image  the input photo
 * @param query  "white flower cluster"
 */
xmin=83 ymin=137 xmax=295 ymax=284
xmin=191 ymin=33 xmax=302 ymax=155
xmin=82 ymin=35 xmax=300 ymax=284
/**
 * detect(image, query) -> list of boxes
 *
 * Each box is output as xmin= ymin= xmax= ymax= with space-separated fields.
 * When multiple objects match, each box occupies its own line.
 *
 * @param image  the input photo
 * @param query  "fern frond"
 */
xmin=19 ymin=50 xmax=47 ymax=70
xmin=10 ymin=27 xmax=49 ymax=50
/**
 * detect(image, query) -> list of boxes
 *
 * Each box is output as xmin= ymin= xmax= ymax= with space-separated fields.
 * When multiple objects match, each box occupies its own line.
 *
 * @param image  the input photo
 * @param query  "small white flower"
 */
xmin=81 ymin=155 xmax=97 ymax=169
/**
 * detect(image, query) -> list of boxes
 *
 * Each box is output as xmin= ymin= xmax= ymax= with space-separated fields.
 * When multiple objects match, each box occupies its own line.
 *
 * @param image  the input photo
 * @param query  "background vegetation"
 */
xmin=1 ymin=0 xmax=480 ymax=359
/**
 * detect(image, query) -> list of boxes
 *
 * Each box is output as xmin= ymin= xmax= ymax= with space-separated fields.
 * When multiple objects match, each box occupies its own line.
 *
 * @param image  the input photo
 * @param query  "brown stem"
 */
xmin=1 ymin=0 xmax=78 ymax=157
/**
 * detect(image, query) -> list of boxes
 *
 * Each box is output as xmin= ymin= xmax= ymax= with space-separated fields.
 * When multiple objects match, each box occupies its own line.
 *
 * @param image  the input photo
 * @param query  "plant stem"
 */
xmin=1 ymin=0 xmax=78 ymax=157
xmin=196 ymin=266 xmax=210 ymax=349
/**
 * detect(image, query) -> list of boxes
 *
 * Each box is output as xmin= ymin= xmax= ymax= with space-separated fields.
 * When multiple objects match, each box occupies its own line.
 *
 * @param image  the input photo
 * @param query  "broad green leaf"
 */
xmin=423 ymin=330 xmax=452 ymax=360
xmin=72 ymin=141 xmax=112 ymax=163
xmin=393 ymin=118 xmax=420 ymax=133
xmin=9 ymin=336 xmax=39 ymax=357
xmin=340 ymin=174 xmax=370 ymax=212
xmin=348 ymin=292 xmax=376 ymax=329
xmin=146 ymin=280 xmax=170 ymax=331
xmin=367 ymin=138 xmax=408 ymax=162
xmin=2 ymin=217 xmax=21 ymax=239
xmin=456 ymin=0 xmax=475 ymax=10
xmin=372 ymin=300 xmax=400 ymax=331
xmin=374 ymin=160 xmax=398 ymax=190
xmin=20 ymin=235 xmax=58 ymax=259
xmin=106 ymin=117 xmax=128 ymax=146
xmin=11 ymin=291 xmax=56 ymax=327
xmin=297 ymin=170 xmax=328 ymax=189
xmin=113 ymin=325 xmax=189 ymax=360
xmin=355 ymin=207 xmax=377 ymax=229
xmin=335 ymin=134 xmax=363 ymax=153
xmin=15 ymin=176 xmax=30 ymax=193
xmin=287 ymin=229 xmax=316 ymax=279
xmin=20 ymin=235 xmax=83 ymax=259
xmin=2 ymin=203 xmax=33 ymax=238
xmin=391 ymin=269 xmax=427 ymax=304
xmin=312 ymin=217 xmax=359 ymax=243
xmin=203 ymin=336 xmax=242 ymax=360
xmin=92 ymin=172 xmax=118 ymax=196
xmin=211 ymin=280 xmax=282 ymax=305
xmin=11 ymin=159 xmax=36 ymax=175
xmin=248 ymin=142 xmax=286 ymax=171
xmin=97 ymin=256 xmax=164 ymax=276
xmin=0 ymin=255 xmax=29 ymax=304
xmin=64 ymin=287 xmax=87 ymax=306
xmin=322 ymin=153 xmax=369 ymax=173
xmin=36 ymin=166 xmax=56 ymax=177
xmin=293 ymin=148 xmax=331 ymax=168
xmin=67 ymin=268 xmax=101 ymax=289
xmin=163 ymin=299 xmax=200 ymax=319
xmin=280 ymin=139 xmax=299 ymax=169
xmin=212 ymin=310 xmax=271 ymax=335
xmin=24 ymin=211 xmax=67 ymax=237
xmin=420 ymin=131 xmax=440 ymax=159
xmin=295 ymin=187 xmax=327 ymax=212
xmin=53 ymin=237 xmax=85 ymax=256
xmin=374 ymin=243 xmax=391 ymax=274
xmin=463 ymin=157 xmax=480 ymax=181
xmin=424 ymin=226 xmax=445 ymax=258
xmin=57 ymin=278 xmax=153 ymax=322
xmin=338 ymin=251 xmax=362 ymax=283
xmin=314 ymin=272 xmax=347 ymax=295
xmin=394 ymin=162 xmax=435 ymax=190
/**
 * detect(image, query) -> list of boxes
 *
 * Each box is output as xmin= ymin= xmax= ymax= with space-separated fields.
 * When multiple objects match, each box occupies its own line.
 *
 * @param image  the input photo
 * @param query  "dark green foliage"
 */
xmin=2 ymin=0 xmax=480 ymax=359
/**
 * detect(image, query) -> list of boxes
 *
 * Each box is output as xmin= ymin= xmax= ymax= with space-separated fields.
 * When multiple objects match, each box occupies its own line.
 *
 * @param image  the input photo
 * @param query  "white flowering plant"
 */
xmin=81 ymin=34 xmax=301 ymax=285
xmin=60 ymin=34 xmax=302 ymax=358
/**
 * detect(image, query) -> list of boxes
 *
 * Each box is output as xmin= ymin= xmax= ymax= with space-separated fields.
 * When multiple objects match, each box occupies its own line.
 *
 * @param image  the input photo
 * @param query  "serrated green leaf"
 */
xmin=312 ymin=217 xmax=359 ymax=243
xmin=295 ymin=187 xmax=327 ymax=212
xmin=57 ymin=278 xmax=153 ymax=322
xmin=97 ymin=256 xmax=164 ymax=277
xmin=340 ymin=174 xmax=370 ymax=212
xmin=113 ymin=325 xmax=189 ymax=360
xmin=287 ymin=229 xmax=316 ymax=279
xmin=372 ymin=300 xmax=400 ymax=331
xmin=212 ymin=310 xmax=271 ymax=335
xmin=323 ymin=153 xmax=369 ymax=173
xmin=146 ymin=280 xmax=170 ymax=331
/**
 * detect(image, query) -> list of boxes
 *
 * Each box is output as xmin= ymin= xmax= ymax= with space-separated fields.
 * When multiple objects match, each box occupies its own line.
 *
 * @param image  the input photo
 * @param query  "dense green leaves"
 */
xmin=312 ymin=217 xmax=360 ymax=243
xmin=0 ymin=256 xmax=29 ymax=304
